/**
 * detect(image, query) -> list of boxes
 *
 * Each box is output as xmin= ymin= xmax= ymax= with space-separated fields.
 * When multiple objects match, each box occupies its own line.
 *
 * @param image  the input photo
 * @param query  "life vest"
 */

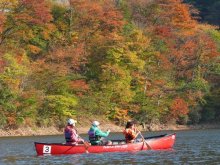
xmin=123 ymin=128 xmax=136 ymax=143
xmin=88 ymin=129 xmax=101 ymax=142
xmin=64 ymin=125 xmax=78 ymax=143
xmin=65 ymin=127 xmax=73 ymax=142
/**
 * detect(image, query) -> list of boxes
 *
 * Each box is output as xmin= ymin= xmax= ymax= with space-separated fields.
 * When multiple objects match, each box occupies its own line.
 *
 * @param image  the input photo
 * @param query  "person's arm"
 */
xmin=133 ymin=127 xmax=140 ymax=138
xmin=95 ymin=128 xmax=110 ymax=137
xmin=71 ymin=129 xmax=79 ymax=142
xmin=131 ymin=129 xmax=140 ymax=139
xmin=134 ymin=131 xmax=140 ymax=138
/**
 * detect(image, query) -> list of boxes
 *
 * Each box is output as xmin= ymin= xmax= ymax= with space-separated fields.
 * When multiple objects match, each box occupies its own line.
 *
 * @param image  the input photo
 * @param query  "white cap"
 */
xmin=67 ymin=119 xmax=77 ymax=126
xmin=92 ymin=121 xmax=100 ymax=126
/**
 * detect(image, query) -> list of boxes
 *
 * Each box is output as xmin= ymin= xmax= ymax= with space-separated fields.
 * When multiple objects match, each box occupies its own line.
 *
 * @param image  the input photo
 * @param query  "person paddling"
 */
xmin=88 ymin=121 xmax=112 ymax=145
xmin=64 ymin=119 xmax=84 ymax=145
xmin=123 ymin=121 xmax=140 ymax=143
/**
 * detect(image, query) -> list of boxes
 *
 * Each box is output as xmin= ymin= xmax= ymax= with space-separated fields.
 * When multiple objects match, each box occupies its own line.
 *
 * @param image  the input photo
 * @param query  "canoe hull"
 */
xmin=35 ymin=133 xmax=176 ymax=155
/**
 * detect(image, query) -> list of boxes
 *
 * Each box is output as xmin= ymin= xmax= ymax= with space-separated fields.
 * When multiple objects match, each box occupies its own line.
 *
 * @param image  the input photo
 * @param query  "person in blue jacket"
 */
xmin=88 ymin=121 xmax=111 ymax=145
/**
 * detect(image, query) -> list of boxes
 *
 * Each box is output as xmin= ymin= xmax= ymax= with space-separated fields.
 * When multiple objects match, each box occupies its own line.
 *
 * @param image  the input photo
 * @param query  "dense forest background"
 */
xmin=0 ymin=0 xmax=219 ymax=129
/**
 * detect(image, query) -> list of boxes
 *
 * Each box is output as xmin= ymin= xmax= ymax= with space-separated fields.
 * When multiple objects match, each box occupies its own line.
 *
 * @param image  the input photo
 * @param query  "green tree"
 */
xmin=38 ymin=94 xmax=77 ymax=127
xmin=0 ymin=53 xmax=31 ymax=127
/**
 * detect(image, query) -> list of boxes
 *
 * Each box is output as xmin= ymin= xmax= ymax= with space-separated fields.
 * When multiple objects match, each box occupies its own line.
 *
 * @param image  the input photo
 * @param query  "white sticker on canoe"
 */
xmin=43 ymin=145 xmax=51 ymax=154
xmin=103 ymin=145 xmax=128 ymax=149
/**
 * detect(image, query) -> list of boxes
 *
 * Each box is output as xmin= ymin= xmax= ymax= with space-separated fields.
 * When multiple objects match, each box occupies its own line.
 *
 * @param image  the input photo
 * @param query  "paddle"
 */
xmin=137 ymin=129 xmax=151 ymax=150
xmin=76 ymin=135 xmax=90 ymax=153
xmin=78 ymin=135 xmax=90 ymax=148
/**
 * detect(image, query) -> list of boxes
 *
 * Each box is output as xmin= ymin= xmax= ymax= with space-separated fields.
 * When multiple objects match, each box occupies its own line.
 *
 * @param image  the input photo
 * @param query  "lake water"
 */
xmin=0 ymin=129 xmax=220 ymax=165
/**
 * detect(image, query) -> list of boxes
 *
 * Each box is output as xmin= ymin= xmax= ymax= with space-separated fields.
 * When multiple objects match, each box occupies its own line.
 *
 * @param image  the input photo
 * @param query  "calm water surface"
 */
xmin=0 ymin=129 xmax=220 ymax=165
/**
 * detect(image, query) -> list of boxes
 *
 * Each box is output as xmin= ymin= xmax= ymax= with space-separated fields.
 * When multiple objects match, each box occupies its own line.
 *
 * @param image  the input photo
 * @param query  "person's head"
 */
xmin=92 ymin=121 xmax=100 ymax=127
xmin=125 ymin=121 xmax=136 ymax=129
xmin=67 ymin=118 xmax=77 ymax=126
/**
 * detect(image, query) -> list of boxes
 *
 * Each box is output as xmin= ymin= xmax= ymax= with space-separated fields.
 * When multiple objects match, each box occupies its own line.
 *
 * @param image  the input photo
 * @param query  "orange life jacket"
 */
xmin=123 ymin=128 xmax=137 ymax=143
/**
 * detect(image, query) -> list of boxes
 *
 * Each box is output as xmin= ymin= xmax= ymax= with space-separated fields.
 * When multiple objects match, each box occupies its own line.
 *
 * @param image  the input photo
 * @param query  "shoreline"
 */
xmin=0 ymin=123 xmax=220 ymax=137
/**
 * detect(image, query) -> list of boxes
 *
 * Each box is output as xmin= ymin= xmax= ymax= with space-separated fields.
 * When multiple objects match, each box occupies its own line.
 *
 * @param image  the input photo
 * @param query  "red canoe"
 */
xmin=35 ymin=133 xmax=176 ymax=155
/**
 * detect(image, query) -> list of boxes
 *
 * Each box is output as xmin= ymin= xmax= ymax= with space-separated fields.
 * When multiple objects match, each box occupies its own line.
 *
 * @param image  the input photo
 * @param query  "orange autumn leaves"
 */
xmin=0 ymin=0 xmax=219 ymax=128
xmin=170 ymin=97 xmax=189 ymax=118
xmin=17 ymin=0 xmax=52 ymax=25
xmin=0 ymin=12 xmax=5 ymax=33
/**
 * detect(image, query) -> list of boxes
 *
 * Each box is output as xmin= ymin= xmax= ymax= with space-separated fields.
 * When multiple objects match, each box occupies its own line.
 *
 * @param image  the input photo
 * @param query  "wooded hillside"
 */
xmin=0 ymin=0 xmax=219 ymax=129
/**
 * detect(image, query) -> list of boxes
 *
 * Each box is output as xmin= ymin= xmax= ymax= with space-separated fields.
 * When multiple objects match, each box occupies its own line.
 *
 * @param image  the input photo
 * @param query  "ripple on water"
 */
xmin=0 ymin=129 xmax=220 ymax=165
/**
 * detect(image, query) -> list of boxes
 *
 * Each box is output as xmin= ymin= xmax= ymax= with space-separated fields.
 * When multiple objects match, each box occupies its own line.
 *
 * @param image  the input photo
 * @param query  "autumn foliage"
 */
xmin=170 ymin=97 xmax=189 ymax=118
xmin=0 ymin=12 xmax=5 ymax=33
xmin=0 ymin=0 xmax=219 ymax=128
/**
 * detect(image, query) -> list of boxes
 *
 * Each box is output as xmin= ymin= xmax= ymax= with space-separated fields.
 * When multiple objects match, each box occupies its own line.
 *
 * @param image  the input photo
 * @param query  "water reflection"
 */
xmin=0 ymin=129 xmax=220 ymax=164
